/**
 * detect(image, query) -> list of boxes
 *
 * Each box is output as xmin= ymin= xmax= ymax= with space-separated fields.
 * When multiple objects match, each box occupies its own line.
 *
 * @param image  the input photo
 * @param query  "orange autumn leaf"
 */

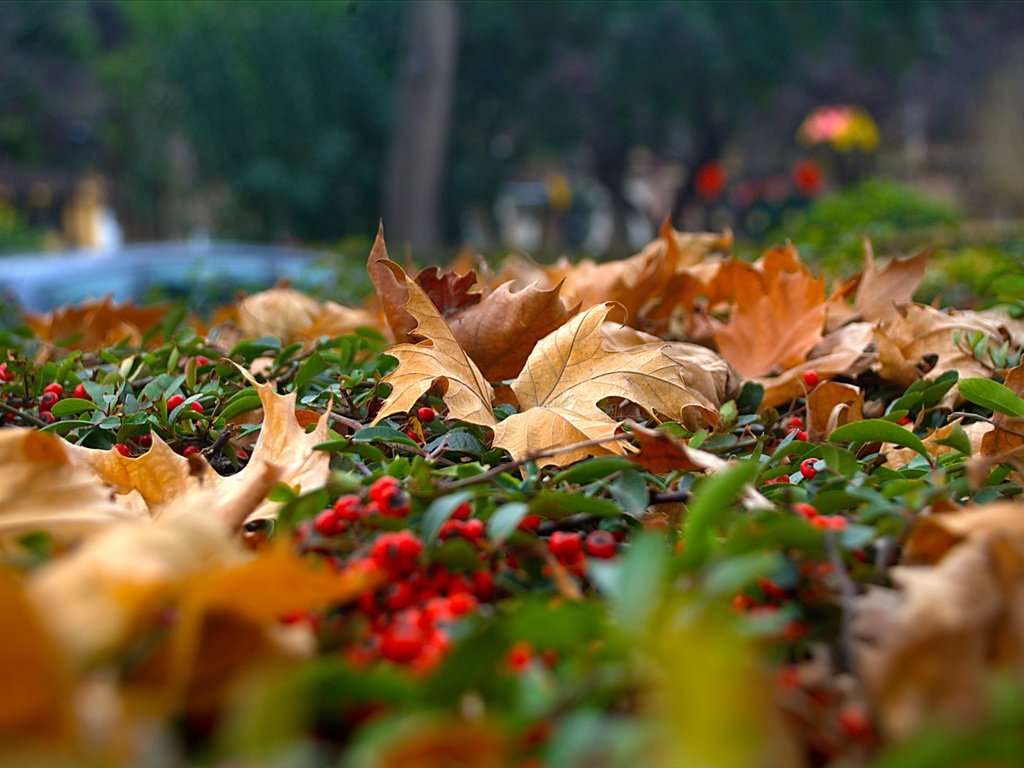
xmin=373 ymin=260 xmax=496 ymax=428
xmin=805 ymin=381 xmax=864 ymax=440
xmin=713 ymin=246 xmax=827 ymax=378
xmin=0 ymin=570 xmax=74 ymax=744
xmin=26 ymin=296 xmax=168 ymax=355
xmin=0 ymin=429 xmax=140 ymax=545
xmin=367 ymin=223 xmax=417 ymax=343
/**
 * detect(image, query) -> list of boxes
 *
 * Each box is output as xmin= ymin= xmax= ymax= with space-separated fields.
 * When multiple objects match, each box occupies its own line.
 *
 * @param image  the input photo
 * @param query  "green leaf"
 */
xmin=421 ymin=490 xmax=475 ymax=547
xmin=934 ymin=422 xmax=973 ymax=456
xmin=49 ymin=397 xmax=99 ymax=417
xmin=550 ymin=456 xmax=636 ymax=485
xmin=681 ymin=461 xmax=758 ymax=569
xmin=829 ymin=418 xmax=930 ymax=462
xmin=352 ymin=425 xmax=420 ymax=448
xmin=609 ymin=470 xmax=650 ymax=516
xmin=294 ymin=352 xmax=330 ymax=391
xmin=703 ymin=551 xmax=784 ymax=598
xmin=958 ymin=377 xmax=1024 ymax=418
xmin=220 ymin=388 xmax=262 ymax=421
xmin=531 ymin=490 xmax=622 ymax=519
xmin=487 ymin=502 xmax=530 ymax=545
xmin=918 ymin=370 xmax=959 ymax=408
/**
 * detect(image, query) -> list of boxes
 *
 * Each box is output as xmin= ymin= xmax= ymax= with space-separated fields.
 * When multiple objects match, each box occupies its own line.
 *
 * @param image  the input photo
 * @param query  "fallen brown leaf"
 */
xmin=875 ymin=303 xmax=1003 ymax=394
xmin=26 ymin=297 xmax=168 ymax=357
xmin=367 ymin=223 xmax=416 ymax=342
xmin=805 ymin=381 xmax=864 ymax=440
xmin=853 ymin=244 xmax=928 ymax=323
xmin=492 ymin=303 xmax=731 ymax=466
xmin=448 ymin=279 xmax=579 ymax=381
xmin=373 ymin=260 xmax=496 ymax=428
xmin=714 ymin=246 xmax=827 ymax=378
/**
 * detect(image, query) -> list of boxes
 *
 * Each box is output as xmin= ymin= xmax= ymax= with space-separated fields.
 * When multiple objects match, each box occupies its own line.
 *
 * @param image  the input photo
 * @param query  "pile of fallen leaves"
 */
xmin=4 ymin=223 xmax=1024 ymax=767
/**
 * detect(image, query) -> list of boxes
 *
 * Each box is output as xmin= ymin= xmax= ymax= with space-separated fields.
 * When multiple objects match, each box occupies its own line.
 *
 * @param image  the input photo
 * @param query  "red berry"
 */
xmin=898 ymin=416 xmax=912 ymax=426
xmin=333 ymin=495 xmax=363 ymax=522
xmin=195 ymin=355 xmax=211 ymax=366
xmin=139 ymin=434 xmax=153 ymax=448
xmin=380 ymin=623 xmax=424 ymax=663
xmin=372 ymin=531 xmax=423 ymax=575
xmin=167 ymin=394 xmax=185 ymax=411
xmin=0 ymin=362 xmax=12 ymax=382
xmin=447 ymin=591 xmax=477 ymax=617
xmin=314 ymin=508 xmax=342 ymax=537
xmin=838 ymin=705 xmax=873 ymax=742
xmin=793 ymin=502 xmax=818 ymax=520
xmin=182 ymin=445 xmax=200 ymax=458
xmin=72 ymin=383 xmax=90 ymax=400
xmin=451 ymin=502 xmax=472 ymax=520
xmin=416 ymin=406 xmax=436 ymax=423
xmin=802 ymin=370 xmax=820 ymax=388
xmin=368 ymin=476 xmax=402 ymax=505
xmin=507 ymin=641 xmax=533 ymax=671
xmin=438 ymin=519 xmax=464 ymax=540
xmin=472 ymin=569 xmax=494 ymax=600
xmin=518 ymin=514 xmax=542 ymax=532
xmin=189 ymin=401 xmax=204 ymax=414
xmin=37 ymin=410 xmax=56 ymax=424
xmin=584 ymin=530 xmax=617 ymax=559
xmin=787 ymin=416 xmax=804 ymax=428
xmin=384 ymin=582 xmax=416 ymax=612
xmin=799 ymin=458 xmax=818 ymax=480
xmin=795 ymin=429 xmax=809 ymax=442
xmin=114 ymin=443 xmax=132 ymax=457
xmin=43 ymin=382 xmax=64 ymax=398
xmin=548 ymin=531 xmax=582 ymax=559
xmin=235 ymin=448 xmax=248 ymax=461
xmin=460 ymin=518 xmax=485 ymax=542
xmin=38 ymin=391 xmax=59 ymax=412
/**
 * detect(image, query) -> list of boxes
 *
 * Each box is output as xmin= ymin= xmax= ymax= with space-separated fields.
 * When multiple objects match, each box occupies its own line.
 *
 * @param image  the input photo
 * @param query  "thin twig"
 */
xmin=948 ymin=411 xmax=996 ymax=425
xmin=326 ymin=411 xmax=365 ymax=432
xmin=203 ymin=424 xmax=237 ymax=456
xmin=649 ymin=488 xmax=691 ymax=504
xmin=0 ymin=399 xmax=49 ymax=428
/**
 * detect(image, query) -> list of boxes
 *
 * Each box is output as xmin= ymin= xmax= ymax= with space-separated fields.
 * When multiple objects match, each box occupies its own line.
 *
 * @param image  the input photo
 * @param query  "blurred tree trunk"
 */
xmin=384 ymin=1 xmax=459 ymax=252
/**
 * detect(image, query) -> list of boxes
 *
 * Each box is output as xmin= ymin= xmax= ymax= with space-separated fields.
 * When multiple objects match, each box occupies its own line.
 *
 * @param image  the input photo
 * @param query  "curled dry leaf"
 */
xmin=26 ymin=296 xmax=168 ymax=357
xmin=64 ymin=365 xmax=332 ymax=524
xmin=448 ymin=279 xmax=579 ymax=382
xmin=805 ymin=381 xmax=863 ymax=441
xmin=625 ymin=422 xmax=771 ymax=510
xmin=28 ymin=462 xmax=283 ymax=670
xmin=373 ymin=260 xmax=496 ymax=428
xmin=367 ymin=223 xmax=416 ymax=342
xmin=852 ymin=244 xmax=928 ymax=323
xmin=0 ymin=429 xmax=140 ymax=547
xmin=492 ymin=303 xmax=732 ymax=466
xmin=713 ymin=246 xmax=827 ymax=379
xmin=415 ymin=265 xmax=481 ymax=318
xmin=875 ymin=303 xmax=1004 ymax=396
xmin=856 ymin=500 xmax=1024 ymax=739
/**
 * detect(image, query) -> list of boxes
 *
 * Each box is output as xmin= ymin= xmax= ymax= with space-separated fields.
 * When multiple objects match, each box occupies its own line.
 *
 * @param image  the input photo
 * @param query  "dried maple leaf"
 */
xmin=26 ymin=297 xmax=168 ymax=356
xmin=373 ymin=260 xmax=496 ymax=428
xmin=853 ymin=242 xmax=928 ymax=323
xmin=447 ymin=279 xmax=579 ymax=381
xmin=713 ymin=245 xmax=827 ymax=378
xmin=299 ymin=300 xmax=380 ymax=343
xmin=0 ymin=570 xmax=74 ymax=743
xmin=874 ymin=303 xmax=1003 ymax=393
xmin=856 ymin=500 xmax=1024 ymax=739
xmin=415 ymin=265 xmax=481 ymax=318
xmin=367 ymin=223 xmax=417 ymax=342
xmin=64 ymin=365 xmax=332 ymax=524
xmin=756 ymin=322 xmax=876 ymax=410
xmin=28 ymin=462 xmax=283 ymax=669
xmin=0 ymin=429 xmax=141 ymax=546
xmin=491 ymin=303 xmax=731 ymax=466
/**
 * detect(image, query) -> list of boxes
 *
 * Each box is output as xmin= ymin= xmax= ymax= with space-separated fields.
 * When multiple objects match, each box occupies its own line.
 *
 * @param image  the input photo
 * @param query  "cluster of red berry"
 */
xmin=293 ymin=475 xmax=626 ymax=672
